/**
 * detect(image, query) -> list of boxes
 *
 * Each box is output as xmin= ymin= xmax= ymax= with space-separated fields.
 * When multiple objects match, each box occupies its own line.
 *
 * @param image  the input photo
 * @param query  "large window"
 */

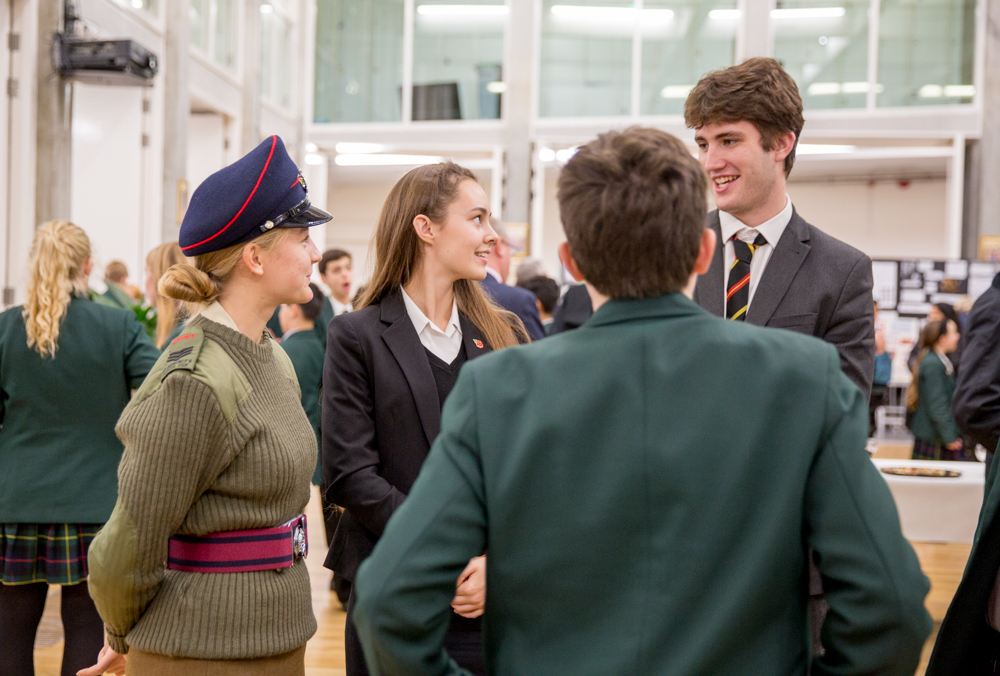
xmin=314 ymin=0 xmax=405 ymax=122
xmin=539 ymin=0 xmax=634 ymax=117
xmin=191 ymin=0 xmax=239 ymax=72
xmin=877 ymin=0 xmax=975 ymax=107
xmin=774 ymin=0 xmax=870 ymax=110
xmin=640 ymin=0 xmax=737 ymax=115
xmin=261 ymin=1 xmax=293 ymax=109
xmin=413 ymin=0 xmax=506 ymax=120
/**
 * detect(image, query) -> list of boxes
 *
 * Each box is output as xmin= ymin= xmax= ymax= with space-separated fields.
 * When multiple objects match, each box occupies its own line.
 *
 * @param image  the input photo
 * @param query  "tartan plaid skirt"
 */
xmin=0 ymin=523 xmax=102 ymax=585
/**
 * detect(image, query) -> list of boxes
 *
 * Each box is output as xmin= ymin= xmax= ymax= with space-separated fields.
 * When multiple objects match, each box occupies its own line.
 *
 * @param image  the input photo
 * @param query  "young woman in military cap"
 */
xmin=322 ymin=161 xmax=528 ymax=676
xmin=81 ymin=136 xmax=330 ymax=676
xmin=0 ymin=220 xmax=159 ymax=676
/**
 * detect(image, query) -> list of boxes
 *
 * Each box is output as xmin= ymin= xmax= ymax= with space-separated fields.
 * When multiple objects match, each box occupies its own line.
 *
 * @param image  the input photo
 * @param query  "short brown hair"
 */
xmin=557 ymin=127 xmax=708 ymax=299
xmin=319 ymin=248 xmax=351 ymax=276
xmin=105 ymin=260 xmax=128 ymax=283
xmin=684 ymin=57 xmax=804 ymax=177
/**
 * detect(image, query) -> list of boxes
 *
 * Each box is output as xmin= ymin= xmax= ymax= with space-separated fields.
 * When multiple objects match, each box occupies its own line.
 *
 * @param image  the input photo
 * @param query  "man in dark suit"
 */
xmin=686 ymin=58 xmax=875 ymax=400
xmin=548 ymin=283 xmax=593 ymax=335
xmin=350 ymin=127 xmax=930 ymax=676
xmin=479 ymin=218 xmax=545 ymax=341
xmin=951 ymin=271 xmax=1000 ymax=467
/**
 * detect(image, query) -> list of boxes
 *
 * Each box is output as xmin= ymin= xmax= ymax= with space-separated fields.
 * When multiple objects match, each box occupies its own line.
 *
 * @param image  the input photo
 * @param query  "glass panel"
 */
xmin=128 ymin=0 xmax=158 ymax=15
xmin=260 ymin=9 xmax=274 ymax=102
xmin=314 ymin=0 xmax=405 ymax=123
xmin=773 ymin=0 xmax=870 ymax=110
xmin=191 ymin=0 xmax=210 ymax=52
xmin=539 ymin=0 xmax=633 ymax=117
xmin=640 ymin=0 xmax=736 ymax=116
xmin=877 ymin=0 xmax=975 ymax=107
xmin=214 ymin=0 xmax=238 ymax=70
xmin=412 ymin=0 xmax=506 ymax=120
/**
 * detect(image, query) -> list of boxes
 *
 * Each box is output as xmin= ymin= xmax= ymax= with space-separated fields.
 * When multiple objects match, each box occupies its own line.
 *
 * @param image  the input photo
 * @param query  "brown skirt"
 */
xmin=126 ymin=644 xmax=306 ymax=676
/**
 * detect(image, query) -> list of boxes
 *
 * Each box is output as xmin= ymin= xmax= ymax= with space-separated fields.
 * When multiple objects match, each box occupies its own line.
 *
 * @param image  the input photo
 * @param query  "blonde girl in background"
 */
xmin=143 ymin=242 xmax=189 ymax=349
xmin=0 ymin=220 xmax=158 ymax=676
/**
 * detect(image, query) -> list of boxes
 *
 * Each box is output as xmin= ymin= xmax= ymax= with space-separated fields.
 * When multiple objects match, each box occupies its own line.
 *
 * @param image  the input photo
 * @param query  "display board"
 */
xmin=872 ymin=259 xmax=1000 ymax=317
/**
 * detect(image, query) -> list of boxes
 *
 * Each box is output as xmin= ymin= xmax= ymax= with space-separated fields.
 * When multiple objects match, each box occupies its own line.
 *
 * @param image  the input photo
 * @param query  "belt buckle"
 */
xmin=290 ymin=515 xmax=308 ymax=560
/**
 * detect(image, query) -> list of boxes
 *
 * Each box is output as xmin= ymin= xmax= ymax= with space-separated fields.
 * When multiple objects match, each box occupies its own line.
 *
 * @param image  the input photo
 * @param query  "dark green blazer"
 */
xmin=352 ymin=293 xmax=931 ymax=676
xmin=912 ymin=351 xmax=960 ymax=444
xmin=95 ymin=282 xmax=135 ymax=310
xmin=282 ymin=328 xmax=324 ymax=485
xmin=0 ymin=296 xmax=159 ymax=523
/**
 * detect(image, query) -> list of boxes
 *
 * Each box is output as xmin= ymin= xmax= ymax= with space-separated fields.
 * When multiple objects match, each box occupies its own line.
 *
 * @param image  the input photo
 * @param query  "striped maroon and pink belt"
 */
xmin=166 ymin=514 xmax=308 ymax=574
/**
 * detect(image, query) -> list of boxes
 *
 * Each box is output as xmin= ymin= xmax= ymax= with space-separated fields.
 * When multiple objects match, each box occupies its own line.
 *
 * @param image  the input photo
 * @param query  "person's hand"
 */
xmin=77 ymin=633 xmax=127 ymax=676
xmin=874 ymin=330 xmax=886 ymax=354
xmin=451 ymin=555 xmax=486 ymax=619
xmin=947 ymin=439 xmax=964 ymax=451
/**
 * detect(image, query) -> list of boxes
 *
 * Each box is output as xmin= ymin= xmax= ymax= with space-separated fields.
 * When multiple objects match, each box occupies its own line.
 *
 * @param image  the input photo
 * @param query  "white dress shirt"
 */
xmin=330 ymin=297 xmax=352 ymax=315
xmin=400 ymin=286 xmax=463 ymax=363
xmin=720 ymin=195 xmax=794 ymax=310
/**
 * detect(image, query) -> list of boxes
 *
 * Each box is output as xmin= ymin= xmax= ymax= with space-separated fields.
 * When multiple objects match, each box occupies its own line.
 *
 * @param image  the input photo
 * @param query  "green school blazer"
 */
xmin=911 ymin=351 xmax=960 ymax=445
xmin=0 ymin=296 xmax=159 ymax=523
xmin=353 ymin=293 xmax=931 ymax=676
xmin=281 ymin=328 xmax=324 ymax=485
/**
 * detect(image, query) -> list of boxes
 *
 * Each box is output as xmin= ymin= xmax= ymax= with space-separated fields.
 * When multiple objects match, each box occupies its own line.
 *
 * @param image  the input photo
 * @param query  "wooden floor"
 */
xmin=33 ymin=485 xmax=971 ymax=676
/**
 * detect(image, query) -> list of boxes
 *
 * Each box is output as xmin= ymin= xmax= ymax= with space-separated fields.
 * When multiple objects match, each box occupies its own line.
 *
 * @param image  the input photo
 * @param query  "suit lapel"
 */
xmin=379 ymin=292 xmax=441 ymax=446
xmin=693 ymin=212 xmax=725 ymax=317
xmin=746 ymin=210 xmax=811 ymax=326
xmin=460 ymin=315 xmax=493 ymax=359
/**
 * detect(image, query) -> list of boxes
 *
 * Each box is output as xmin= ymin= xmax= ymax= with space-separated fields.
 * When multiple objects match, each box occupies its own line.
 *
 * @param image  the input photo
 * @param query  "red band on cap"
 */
xmin=181 ymin=136 xmax=278 ymax=251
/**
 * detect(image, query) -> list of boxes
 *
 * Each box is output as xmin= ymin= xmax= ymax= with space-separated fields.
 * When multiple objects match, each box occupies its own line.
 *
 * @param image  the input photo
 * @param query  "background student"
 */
xmin=322 ymin=161 xmax=527 ymax=676
xmin=144 ymin=242 xmax=189 ymax=350
xmin=909 ymin=319 xmax=963 ymax=460
xmin=479 ymin=217 xmax=546 ymax=341
xmin=516 ymin=275 xmax=560 ymax=335
xmin=0 ymin=220 xmax=158 ymax=676
xmin=315 ymin=248 xmax=354 ymax=344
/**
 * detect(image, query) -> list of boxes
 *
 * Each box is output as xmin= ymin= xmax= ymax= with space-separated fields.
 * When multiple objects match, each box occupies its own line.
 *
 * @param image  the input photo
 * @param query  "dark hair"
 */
xmin=298 ymin=282 xmax=325 ymax=321
xmin=319 ymin=248 xmax=351 ymax=276
xmin=934 ymin=303 xmax=959 ymax=327
xmin=557 ymin=127 xmax=708 ymax=299
xmin=518 ymin=276 xmax=560 ymax=314
xmin=919 ymin=320 xmax=947 ymax=351
xmin=684 ymin=57 xmax=805 ymax=178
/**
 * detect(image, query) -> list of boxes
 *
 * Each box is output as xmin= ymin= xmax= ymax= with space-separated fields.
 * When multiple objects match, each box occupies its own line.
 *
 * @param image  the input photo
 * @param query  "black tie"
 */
xmin=726 ymin=233 xmax=767 ymax=321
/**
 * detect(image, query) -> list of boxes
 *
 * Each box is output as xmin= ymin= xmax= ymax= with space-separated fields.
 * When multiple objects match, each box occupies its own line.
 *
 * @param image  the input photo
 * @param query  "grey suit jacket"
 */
xmin=694 ymin=209 xmax=875 ymax=399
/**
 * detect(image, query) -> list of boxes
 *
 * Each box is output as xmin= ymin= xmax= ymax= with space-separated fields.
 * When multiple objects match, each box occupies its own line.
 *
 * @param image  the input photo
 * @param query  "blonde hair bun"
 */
xmin=159 ymin=264 xmax=220 ymax=305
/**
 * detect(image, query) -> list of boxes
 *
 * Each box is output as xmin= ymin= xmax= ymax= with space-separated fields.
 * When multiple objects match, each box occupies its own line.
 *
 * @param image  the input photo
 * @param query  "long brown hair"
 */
xmin=907 ymin=320 xmax=948 ymax=411
xmin=146 ymin=242 xmax=187 ymax=348
xmin=358 ymin=162 xmax=528 ymax=349
xmin=24 ymin=221 xmax=91 ymax=358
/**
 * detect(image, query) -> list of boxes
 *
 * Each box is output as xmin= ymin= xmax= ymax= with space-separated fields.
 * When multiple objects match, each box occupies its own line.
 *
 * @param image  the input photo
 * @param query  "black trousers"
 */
xmin=344 ymin=585 xmax=486 ymax=676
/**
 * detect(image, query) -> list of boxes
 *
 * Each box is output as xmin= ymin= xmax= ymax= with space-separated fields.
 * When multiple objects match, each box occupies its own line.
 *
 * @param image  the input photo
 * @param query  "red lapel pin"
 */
xmin=474 ymin=339 xmax=484 ymax=349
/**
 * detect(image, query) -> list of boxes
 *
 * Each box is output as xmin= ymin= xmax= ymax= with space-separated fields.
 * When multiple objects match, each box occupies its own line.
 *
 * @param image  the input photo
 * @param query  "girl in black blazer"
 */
xmin=322 ymin=162 xmax=528 ymax=675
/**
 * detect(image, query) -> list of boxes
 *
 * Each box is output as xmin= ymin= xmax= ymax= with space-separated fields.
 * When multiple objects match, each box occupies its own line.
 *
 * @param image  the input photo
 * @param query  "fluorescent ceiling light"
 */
xmin=131 ymin=0 xmax=144 ymax=7
xmin=305 ymin=142 xmax=319 ymax=153
xmin=771 ymin=7 xmax=845 ymax=18
xmin=944 ymin=84 xmax=975 ymax=98
xmin=796 ymin=144 xmax=856 ymax=155
xmin=335 ymin=154 xmax=444 ymax=167
xmin=808 ymin=82 xmax=840 ymax=95
xmin=486 ymin=81 xmax=507 ymax=94
xmin=335 ymin=142 xmax=389 ymax=154
xmin=304 ymin=153 xmax=325 ymax=166
xmin=417 ymin=4 xmax=508 ymax=14
xmin=808 ymin=81 xmax=882 ymax=95
xmin=260 ymin=3 xmax=274 ymax=13
xmin=550 ymin=5 xmax=674 ymax=20
xmin=660 ymin=84 xmax=693 ymax=99
xmin=708 ymin=8 xmax=741 ymax=18
xmin=539 ymin=148 xmax=556 ymax=162
xmin=539 ymin=147 xmax=579 ymax=163
xmin=918 ymin=84 xmax=943 ymax=98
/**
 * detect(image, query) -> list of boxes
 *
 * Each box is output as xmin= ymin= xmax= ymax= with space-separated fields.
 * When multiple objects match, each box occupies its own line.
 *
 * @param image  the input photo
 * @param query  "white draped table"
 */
xmin=871 ymin=458 xmax=985 ymax=543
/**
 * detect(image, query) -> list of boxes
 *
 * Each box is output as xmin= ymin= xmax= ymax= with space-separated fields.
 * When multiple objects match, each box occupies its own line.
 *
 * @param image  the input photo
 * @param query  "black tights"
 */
xmin=0 ymin=581 xmax=104 ymax=676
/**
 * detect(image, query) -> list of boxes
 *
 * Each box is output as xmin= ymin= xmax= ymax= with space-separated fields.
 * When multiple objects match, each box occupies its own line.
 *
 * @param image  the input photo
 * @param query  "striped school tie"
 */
xmin=726 ymin=233 xmax=767 ymax=321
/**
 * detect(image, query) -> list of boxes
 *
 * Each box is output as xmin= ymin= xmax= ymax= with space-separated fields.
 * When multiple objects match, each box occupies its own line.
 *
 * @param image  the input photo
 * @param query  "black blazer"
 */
xmin=549 ymin=284 xmax=593 ymax=335
xmin=694 ymin=209 xmax=875 ymax=399
xmin=480 ymin=274 xmax=545 ymax=341
xmin=322 ymin=289 xmax=493 ymax=580
xmin=952 ymin=272 xmax=1000 ymax=453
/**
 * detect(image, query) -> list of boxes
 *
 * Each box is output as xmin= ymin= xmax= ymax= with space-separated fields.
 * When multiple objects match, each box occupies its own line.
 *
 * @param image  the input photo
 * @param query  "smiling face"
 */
xmin=321 ymin=255 xmax=353 ymax=304
xmin=259 ymin=228 xmax=321 ymax=305
xmin=695 ymin=120 xmax=793 ymax=226
xmin=420 ymin=179 xmax=497 ymax=283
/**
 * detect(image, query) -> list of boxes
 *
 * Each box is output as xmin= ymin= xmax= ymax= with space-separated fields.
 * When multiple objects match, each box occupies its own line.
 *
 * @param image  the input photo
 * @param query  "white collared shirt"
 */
xmin=720 ymin=195 xmax=793 ymax=309
xmin=400 ymin=286 xmax=463 ymax=363
xmin=198 ymin=301 xmax=241 ymax=333
xmin=330 ymin=297 xmax=352 ymax=316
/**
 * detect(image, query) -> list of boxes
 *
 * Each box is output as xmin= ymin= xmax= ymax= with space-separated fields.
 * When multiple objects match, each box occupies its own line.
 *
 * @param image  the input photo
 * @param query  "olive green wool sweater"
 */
xmin=87 ymin=315 xmax=318 ymax=658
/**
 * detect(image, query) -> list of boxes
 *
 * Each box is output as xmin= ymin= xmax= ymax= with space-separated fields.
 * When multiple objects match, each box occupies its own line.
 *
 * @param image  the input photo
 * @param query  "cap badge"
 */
xmin=474 ymin=339 xmax=484 ymax=349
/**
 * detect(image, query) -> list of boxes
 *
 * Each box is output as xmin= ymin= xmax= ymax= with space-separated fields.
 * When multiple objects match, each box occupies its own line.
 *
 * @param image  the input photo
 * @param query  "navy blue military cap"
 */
xmin=180 ymin=135 xmax=331 ymax=257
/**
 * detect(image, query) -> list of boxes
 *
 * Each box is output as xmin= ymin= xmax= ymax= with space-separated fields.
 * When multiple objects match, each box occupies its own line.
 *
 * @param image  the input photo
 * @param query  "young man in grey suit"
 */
xmin=686 ymin=58 xmax=875 ymax=400
xmin=349 ymin=127 xmax=929 ymax=676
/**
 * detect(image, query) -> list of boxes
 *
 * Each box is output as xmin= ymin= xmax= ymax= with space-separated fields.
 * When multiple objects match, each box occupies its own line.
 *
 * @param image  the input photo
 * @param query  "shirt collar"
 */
xmin=719 ymin=194 xmax=793 ymax=246
xmin=331 ymin=297 xmax=352 ymax=315
xmin=281 ymin=327 xmax=304 ymax=340
xmin=485 ymin=266 xmax=504 ymax=284
xmin=400 ymin=286 xmax=460 ymax=337
xmin=198 ymin=301 xmax=241 ymax=333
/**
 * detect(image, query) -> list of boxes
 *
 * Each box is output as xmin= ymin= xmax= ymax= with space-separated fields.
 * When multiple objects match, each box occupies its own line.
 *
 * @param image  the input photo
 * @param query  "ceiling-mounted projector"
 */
xmin=56 ymin=36 xmax=158 ymax=87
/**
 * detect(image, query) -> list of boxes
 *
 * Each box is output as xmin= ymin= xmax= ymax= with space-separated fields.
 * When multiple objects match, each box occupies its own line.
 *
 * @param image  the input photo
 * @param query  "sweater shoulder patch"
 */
xmin=161 ymin=329 xmax=205 ymax=379
xmin=189 ymin=339 xmax=252 ymax=423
